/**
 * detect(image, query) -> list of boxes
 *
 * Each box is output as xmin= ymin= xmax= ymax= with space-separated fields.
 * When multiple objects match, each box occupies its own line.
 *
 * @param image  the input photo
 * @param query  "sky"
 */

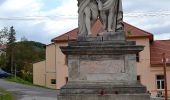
xmin=0 ymin=0 xmax=170 ymax=44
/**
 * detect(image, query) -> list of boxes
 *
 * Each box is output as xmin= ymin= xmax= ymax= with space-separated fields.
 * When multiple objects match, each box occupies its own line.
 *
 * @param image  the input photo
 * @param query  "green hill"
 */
xmin=4 ymin=41 xmax=46 ymax=82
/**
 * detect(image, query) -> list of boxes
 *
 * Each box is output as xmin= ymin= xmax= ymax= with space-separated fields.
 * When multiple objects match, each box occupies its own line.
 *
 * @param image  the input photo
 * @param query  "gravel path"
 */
xmin=0 ymin=79 xmax=58 ymax=100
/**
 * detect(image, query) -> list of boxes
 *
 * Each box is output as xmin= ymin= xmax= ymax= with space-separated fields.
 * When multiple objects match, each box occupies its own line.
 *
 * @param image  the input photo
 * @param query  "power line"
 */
xmin=1 ymin=11 xmax=170 ymax=21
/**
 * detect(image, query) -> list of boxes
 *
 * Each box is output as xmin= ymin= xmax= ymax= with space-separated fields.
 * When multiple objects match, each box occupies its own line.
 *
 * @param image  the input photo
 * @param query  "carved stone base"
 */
xmin=60 ymin=82 xmax=147 ymax=94
xmin=77 ymin=31 xmax=126 ymax=42
xmin=58 ymin=94 xmax=150 ymax=100
xmin=58 ymin=32 xmax=149 ymax=100
xmin=58 ymin=82 xmax=150 ymax=100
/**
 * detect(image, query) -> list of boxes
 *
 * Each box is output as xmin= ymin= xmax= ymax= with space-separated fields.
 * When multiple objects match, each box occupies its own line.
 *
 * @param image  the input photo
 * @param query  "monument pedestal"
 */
xmin=58 ymin=32 xmax=150 ymax=100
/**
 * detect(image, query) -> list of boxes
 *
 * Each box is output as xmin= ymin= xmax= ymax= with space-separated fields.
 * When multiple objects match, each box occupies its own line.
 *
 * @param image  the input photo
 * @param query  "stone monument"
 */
xmin=58 ymin=0 xmax=150 ymax=100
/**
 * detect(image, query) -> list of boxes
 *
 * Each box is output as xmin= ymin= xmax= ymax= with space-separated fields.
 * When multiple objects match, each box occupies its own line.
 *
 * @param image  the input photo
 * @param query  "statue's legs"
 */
xmin=100 ymin=11 xmax=107 ymax=30
xmin=84 ymin=7 xmax=92 ymax=35
xmin=91 ymin=6 xmax=98 ymax=29
xmin=107 ymin=8 xmax=114 ymax=32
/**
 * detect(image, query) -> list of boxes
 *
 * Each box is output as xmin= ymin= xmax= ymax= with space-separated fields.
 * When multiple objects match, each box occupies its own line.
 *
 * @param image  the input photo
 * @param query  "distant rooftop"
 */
xmin=150 ymin=40 xmax=170 ymax=66
xmin=52 ymin=20 xmax=153 ymax=42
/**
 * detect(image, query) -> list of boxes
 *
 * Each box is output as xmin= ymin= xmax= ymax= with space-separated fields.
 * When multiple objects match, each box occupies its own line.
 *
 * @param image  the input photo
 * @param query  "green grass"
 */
xmin=5 ymin=76 xmax=32 ymax=85
xmin=0 ymin=88 xmax=14 ymax=100
xmin=5 ymin=76 xmax=56 ymax=90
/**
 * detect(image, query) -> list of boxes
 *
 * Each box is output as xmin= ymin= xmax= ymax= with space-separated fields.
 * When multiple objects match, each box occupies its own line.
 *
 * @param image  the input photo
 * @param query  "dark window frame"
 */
xmin=66 ymin=77 xmax=68 ymax=83
xmin=156 ymin=75 xmax=164 ymax=90
xmin=136 ymin=53 xmax=140 ymax=62
xmin=137 ymin=75 xmax=141 ymax=83
xmin=51 ymin=79 xmax=56 ymax=84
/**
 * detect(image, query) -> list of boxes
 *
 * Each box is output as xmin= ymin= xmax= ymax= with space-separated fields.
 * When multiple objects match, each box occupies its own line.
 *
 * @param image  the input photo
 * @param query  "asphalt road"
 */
xmin=0 ymin=79 xmax=58 ymax=100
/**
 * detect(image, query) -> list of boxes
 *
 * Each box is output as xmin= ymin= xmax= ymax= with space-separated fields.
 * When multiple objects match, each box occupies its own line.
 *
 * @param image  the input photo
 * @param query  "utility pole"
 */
xmin=14 ymin=64 xmax=16 ymax=79
xmin=11 ymin=50 xmax=13 ymax=74
xmin=162 ymin=53 xmax=168 ymax=100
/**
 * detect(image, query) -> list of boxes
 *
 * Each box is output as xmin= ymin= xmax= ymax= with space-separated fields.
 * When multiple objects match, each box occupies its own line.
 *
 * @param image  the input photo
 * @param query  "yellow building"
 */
xmin=33 ymin=43 xmax=68 ymax=89
xmin=33 ymin=21 xmax=170 ymax=97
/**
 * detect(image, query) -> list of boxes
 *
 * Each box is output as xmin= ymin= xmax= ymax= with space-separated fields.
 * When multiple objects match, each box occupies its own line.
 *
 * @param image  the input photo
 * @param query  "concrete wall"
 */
xmin=33 ymin=43 xmax=68 ymax=89
xmin=149 ymin=66 xmax=170 ymax=96
xmin=128 ymin=38 xmax=170 ymax=97
xmin=55 ymin=42 xmax=68 ymax=89
xmin=45 ymin=44 xmax=57 ymax=89
xmin=128 ymin=38 xmax=151 ymax=89
xmin=33 ymin=61 xmax=46 ymax=87
xmin=45 ymin=72 xmax=56 ymax=89
xmin=46 ymin=44 xmax=56 ymax=73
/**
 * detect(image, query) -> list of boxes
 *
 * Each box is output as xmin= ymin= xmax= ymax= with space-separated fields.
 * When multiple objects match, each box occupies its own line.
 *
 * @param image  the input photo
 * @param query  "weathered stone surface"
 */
xmin=58 ymin=33 xmax=150 ymax=100
xmin=67 ymin=53 xmax=138 ymax=83
xmin=58 ymin=94 xmax=150 ymax=100
xmin=68 ymin=56 xmax=80 ymax=80
xmin=77 ymin=0 xmax=123 ymax=36
xmin=60 ymin=45 xmax=144 ymax=55
xmin=77 ymin=31 xmax=126 ymax=42
xmin=77 ymin=36 xmax=103 ymax=42
xmin=102 ymin=31 xmax=126 ymax=41
xmin=60 ymin=82 xmax=147 ymax=94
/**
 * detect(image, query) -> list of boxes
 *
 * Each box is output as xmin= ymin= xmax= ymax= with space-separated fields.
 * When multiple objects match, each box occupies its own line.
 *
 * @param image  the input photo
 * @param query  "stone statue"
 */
xmin=59 ymin=1 xmax=150 ymax=100
xmin=77 ymin=0 xmax=123 ymax=36
xmin=97 ymin=0 xmax=123 ymax=33
xmin=77 ymin=0 xmax=98 ymax=36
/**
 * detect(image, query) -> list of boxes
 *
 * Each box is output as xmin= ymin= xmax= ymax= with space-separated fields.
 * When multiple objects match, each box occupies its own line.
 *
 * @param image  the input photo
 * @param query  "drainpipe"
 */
xmin=55 ymin=44 xmax=57 ymax=89
xmin=162 ymin=53 xmax=168 ymax=100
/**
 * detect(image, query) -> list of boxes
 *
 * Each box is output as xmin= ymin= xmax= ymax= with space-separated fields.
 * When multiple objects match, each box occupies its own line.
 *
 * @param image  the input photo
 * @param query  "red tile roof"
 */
xmin=51 ymin=20 xmax=153 ymax=42
xmin=150 ymin=40 xmax=170 ymax=66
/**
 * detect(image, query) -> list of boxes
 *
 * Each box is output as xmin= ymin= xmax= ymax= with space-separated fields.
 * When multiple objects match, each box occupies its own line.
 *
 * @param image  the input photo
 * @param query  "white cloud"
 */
xmin=123 ymin=0 xmax=170 ymax=38
xmin=40 ymin=0 xmax=78 ymax=36
xmin=155 ymin=33 xmax=170 ymax=40
xmin=0 ymin=0 xmax=78 ymax=44
xmin=0 ymin=0 xmax=42 ymax=16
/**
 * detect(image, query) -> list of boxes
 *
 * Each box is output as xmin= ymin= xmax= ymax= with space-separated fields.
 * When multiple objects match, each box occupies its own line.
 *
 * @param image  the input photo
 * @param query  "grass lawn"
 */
xmin=5 ymin=76 xmax=32 ymax=85
xmin=0 ymin=88 xmax=14 ymax=100
xmin=5 ymin=76 xmax=55 ymax=90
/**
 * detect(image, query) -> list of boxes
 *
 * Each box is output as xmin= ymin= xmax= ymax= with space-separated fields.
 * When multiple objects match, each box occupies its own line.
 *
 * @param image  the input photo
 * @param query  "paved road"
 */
xmin=0 ymin=79 xmax=58 ymax=100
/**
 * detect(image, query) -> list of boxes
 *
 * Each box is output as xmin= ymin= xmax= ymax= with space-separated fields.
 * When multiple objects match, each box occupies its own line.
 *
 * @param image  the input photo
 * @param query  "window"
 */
xmin=65 ymin=77 xmax=68 ymax=83
xmin=156 ymin=75 xmax=164 ymax=90
xmin=137 ymin=75 xmax=141 ymax=83
xmin=136 ymin=53 xmax=140 ymax=62
xmin=51 ymin=79 xmax=56 ymax=84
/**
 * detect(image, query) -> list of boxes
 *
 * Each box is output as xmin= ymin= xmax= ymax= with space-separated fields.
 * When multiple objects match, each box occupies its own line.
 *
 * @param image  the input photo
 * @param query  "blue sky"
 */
xmin=0 ymin=0 xmax=170 ymax=44
xmin=42 ymin=0 xmax=59 ymax=11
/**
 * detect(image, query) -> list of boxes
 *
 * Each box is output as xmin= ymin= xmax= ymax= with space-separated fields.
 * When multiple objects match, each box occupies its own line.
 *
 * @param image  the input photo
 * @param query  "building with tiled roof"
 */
xmin=33 ymin=21 xmax=170 ymax=97
xmin=150 ymin=40 xmax=170 ymax=66
xmin=52 ymin=20 xmax=153 ymax=42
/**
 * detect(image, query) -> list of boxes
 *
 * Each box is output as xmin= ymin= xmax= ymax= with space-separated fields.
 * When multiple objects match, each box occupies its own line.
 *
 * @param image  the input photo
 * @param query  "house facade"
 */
xmin=33 ymin=21 xmax=170 ymax=97
xmin=33 ymin=43 xmax=68 ymax=89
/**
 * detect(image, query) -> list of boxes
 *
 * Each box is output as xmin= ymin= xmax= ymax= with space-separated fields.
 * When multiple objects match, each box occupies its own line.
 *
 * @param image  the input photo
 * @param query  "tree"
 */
xmin=0 ymin=53 xmax=6 ymax=69
xmin=8 ymin=26 xmax=16 ymax=44
xmin=0 ymin=27 xmax=9 ymax=45
xmin=12 ymin=41 xmax=45 ymax=82
xmin=6 ymin=26 xmax=16 ymax=73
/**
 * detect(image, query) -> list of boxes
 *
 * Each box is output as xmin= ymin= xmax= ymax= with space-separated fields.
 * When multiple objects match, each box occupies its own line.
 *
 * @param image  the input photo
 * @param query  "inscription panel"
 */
xmin=80 ymin=60 xmax=125 ymax=81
